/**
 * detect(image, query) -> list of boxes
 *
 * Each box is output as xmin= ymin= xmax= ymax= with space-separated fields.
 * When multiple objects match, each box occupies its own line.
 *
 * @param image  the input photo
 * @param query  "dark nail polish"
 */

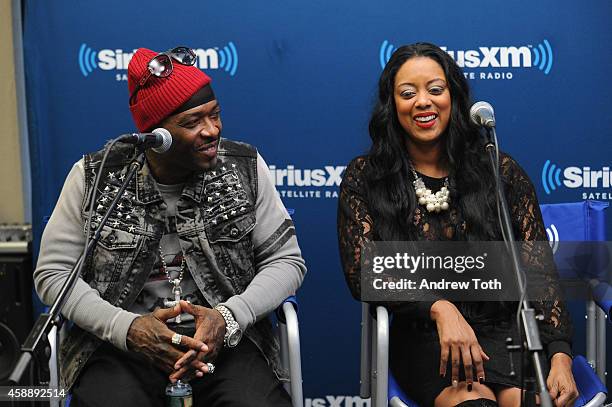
xmin=478 ymin=377 xmax=484 ymax=384
xmin=467 ymin=384 xmax=472 ymax=392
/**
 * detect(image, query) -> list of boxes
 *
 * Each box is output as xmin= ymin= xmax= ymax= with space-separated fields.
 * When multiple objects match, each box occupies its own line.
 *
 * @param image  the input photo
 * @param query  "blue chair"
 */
xmin=362 ymin=304 xmax=608 ymax=407
xmin=541 ymin=201 xmax=610 ymax=384
xmin=48 ymin=296 xmax=304 ymax=407
xmin=360 ymin=201 xmax=609 ymax=407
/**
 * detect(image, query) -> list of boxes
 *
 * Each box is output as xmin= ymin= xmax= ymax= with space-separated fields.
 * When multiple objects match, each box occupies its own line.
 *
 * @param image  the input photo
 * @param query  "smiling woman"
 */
xmin=393 ymin=57 xmax=451 ymax=150
xmin=337 ymin=43 xmax=577 ymax=407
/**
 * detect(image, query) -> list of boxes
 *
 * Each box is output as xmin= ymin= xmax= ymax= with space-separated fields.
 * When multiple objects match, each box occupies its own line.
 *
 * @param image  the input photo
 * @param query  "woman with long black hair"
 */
xmin=338 ymin=43 xmax=577 ymax=406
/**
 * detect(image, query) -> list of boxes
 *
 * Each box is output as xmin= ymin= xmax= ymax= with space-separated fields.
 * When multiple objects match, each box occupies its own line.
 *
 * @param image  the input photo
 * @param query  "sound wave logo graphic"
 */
xmin=530 ymin=40 xmax=553 ymax=75
xmin=541 ymin=160 xmax=563 ymax=195
xmin=78 ymin=43 xmax=98 ymax=77
xmin=379 ymin=40 xmax=397 ymax=69
xmin=216 ymin=42 xmax=238 ymax=76
xmin=546 ymin=224 xmax=560 ymax=254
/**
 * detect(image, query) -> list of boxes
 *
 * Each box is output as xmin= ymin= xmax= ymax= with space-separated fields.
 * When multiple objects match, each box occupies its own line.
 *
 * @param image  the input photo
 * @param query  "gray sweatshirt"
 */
xmin=34 ymin=152 xmax=306 ymax=351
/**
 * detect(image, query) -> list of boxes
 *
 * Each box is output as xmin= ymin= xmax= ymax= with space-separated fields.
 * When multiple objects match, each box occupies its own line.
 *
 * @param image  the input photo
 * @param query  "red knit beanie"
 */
xmin=128 ymin=47 xmax=212 ymax=131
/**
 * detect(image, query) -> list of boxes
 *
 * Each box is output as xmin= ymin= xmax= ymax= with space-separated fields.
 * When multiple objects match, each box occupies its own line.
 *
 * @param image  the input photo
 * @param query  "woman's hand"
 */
xmin=430 ymin=300 xmax=490 ymax=389
xmin=546 ymin=353 xmax=578 ymax=406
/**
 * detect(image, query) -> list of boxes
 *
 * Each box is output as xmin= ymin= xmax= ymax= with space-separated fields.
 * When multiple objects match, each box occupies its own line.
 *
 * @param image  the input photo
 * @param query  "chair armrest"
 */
xmin=572 ymin=355 xmax=608 ymax=407
xmin=590 ymin=281 xmax=612 ymax=321
xmin=375 ymin=306 xmax=389 ymax=407
xmin=389 ymin=396 xmax=411 ymax=407
xmin=276 ymin=296 xmax=303 ymax=407
xmin=389 ymin=370 xmax=420 ymax=407
xmin=360 ymin=303 xmax=373 ymax=398
xmin=363 ymin=305 xmax=421 ymax=407
xmin=275 ymin=295 xmax=298 ymax=323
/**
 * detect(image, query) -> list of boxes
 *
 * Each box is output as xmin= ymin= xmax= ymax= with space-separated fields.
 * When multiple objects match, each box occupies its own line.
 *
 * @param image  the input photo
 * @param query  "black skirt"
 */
xmin=389 ymin=304 xmax=547 ymax=406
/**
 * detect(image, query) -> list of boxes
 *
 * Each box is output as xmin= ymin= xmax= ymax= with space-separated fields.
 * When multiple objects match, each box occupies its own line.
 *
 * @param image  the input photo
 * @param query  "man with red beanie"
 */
xmin=34 ymin=46 xmax=306 ymax=406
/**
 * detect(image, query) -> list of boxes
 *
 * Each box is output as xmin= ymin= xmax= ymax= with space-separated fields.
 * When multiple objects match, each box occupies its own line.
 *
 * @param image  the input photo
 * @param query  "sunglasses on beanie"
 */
xmin=129 ymin=46 xmax=197 ymax=106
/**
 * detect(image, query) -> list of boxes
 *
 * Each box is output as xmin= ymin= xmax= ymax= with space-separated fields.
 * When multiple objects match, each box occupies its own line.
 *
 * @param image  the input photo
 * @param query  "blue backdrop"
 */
xmin=23 ymin=0 xmax=612 ymax=402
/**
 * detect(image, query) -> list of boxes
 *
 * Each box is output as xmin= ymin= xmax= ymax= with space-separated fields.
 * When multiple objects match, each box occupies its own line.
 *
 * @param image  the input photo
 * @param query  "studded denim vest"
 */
xmin=58 ymin=139 xmax=286 ymax=390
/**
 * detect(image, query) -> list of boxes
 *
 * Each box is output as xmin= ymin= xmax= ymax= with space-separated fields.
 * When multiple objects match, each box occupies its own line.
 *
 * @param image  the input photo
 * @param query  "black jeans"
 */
xmin=71 ymin=339 xmax=291 ymax=407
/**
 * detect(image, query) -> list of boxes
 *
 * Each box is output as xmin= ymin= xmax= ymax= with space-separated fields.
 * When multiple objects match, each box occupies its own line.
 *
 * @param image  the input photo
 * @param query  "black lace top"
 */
xmin=337 ymin=153 xmax=572 ymax=358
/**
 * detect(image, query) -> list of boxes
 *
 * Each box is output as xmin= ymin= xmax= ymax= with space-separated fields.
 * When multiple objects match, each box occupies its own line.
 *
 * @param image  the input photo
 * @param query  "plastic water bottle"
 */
xmin=166 ymin=380 xmax=193 ymax=407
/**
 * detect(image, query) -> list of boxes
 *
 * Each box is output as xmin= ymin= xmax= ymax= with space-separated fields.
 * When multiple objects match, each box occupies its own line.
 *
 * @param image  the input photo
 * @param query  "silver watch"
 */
xmin=214 ymin=305 xmax=242 ymax=348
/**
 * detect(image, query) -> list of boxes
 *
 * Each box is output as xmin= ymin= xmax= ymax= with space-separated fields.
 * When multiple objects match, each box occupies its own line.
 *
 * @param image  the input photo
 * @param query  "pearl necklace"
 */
xmin=409 ymin=163 xmax=451 ymax=213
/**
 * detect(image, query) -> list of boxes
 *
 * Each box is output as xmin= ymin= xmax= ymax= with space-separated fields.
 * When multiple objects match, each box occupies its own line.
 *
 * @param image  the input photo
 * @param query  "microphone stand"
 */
xmin=483 ymin=127 xmax=553 ymax=407
xmin=8 ymin=146 xmax=148 ymax=386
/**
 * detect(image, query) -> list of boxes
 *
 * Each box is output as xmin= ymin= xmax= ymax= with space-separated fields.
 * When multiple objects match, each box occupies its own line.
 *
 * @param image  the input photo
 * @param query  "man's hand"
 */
xmin=126 ymin=304 xmax=208 ymax=374
xmin=169 ymin=300 xmax=226 ymax=382
xmin=547 ymin=353 xmax=578 ymax=406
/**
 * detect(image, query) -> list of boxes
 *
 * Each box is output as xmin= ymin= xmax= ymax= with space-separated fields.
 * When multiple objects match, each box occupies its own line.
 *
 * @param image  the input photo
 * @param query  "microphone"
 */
xmin=118 ymin=128 xmax=172 ymax=153
xmin=470 ymin=101 xmax=496 ymax=128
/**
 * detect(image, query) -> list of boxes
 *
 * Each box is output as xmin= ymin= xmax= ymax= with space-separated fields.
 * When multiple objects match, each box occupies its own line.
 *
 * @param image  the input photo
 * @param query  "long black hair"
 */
xmin=365 ymin=42 xmax=499 ymax=241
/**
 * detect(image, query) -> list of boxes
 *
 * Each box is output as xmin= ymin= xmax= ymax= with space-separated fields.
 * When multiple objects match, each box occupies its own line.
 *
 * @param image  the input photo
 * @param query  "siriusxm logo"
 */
xmin=546 ymin=223 xmax=560 ymax=254
xmin=542 ymin=160 xmax=612 ymax=195
xmin=379 ymin=39 xmax=554 ymax=75
xmin=305 ymin=396 xmax=369 ymax=407
xmin=268 ymin=165 xmax=346 ymax=199
xmin=268 ymin=165 xmax=345 ymax=187
xmin=78 ymin=42 xmax=239 ymax=77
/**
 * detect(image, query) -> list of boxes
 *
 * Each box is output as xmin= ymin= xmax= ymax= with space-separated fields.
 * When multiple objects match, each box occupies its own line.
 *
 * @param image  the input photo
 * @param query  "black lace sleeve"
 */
xmin=500 ymin=154 xmax=573 ymax=359
xmin=337 ymin=156 xmax=371 ymax=301
xmin=337 ymin=157 xmax=434 ymax=319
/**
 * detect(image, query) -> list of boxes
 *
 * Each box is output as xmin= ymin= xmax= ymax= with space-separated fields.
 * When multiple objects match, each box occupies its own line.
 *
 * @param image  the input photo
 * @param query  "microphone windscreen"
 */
xmin=470 ymin=101 xmax=495 ymax=127
xmin=151 ymin=128 xmax=172 ymax=154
